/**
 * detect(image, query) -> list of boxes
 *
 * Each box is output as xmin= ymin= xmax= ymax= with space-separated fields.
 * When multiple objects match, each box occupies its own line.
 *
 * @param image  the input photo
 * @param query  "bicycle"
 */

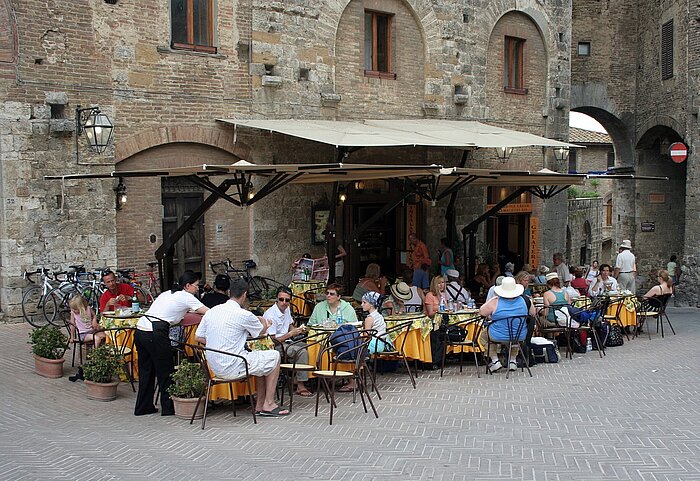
xmin=21 ymin=268 xmax=60 ymax=327
xmin=115 ymin=265 xmax=159 ymax=305
xmin=209 ymin=258 xmax=271 ymax=300
xmin=42 ymin=265 xmax=101 ymax=325
xmin=132 ymin=262 xmax=161 ymax=303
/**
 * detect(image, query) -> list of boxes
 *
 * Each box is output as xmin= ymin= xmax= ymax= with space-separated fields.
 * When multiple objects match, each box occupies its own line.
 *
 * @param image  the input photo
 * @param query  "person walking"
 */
xmin=614 ymin=240 xmax=637 ymax=292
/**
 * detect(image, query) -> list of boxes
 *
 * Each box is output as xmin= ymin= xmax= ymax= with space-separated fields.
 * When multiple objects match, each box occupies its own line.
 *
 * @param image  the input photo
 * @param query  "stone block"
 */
xmin=44 ymin=92 xmax=68 ymax=105
xmin=262 ymin=75 xmax=283 ymax=87
xmin=0 ymin=102 xmax=31 ymax=121
xmin=49 ymin=119 xmax=75 ymax=134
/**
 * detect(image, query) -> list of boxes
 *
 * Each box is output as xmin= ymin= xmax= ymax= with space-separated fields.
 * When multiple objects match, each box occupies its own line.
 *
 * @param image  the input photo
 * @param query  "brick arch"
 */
xmin=481 ymin=5 xmax=553 ymax=58
xmin=571 ymin=106 xmax=634 ymax=169
xmin=322 ymin=0 xmax=440 ymax=59
xmin=115 ymin=125 xmax=240 ymax=164
xmin=0 ymin=0 xmax=17 ymax=64
xmin=636 ymin=115 xmax=685 ymax=149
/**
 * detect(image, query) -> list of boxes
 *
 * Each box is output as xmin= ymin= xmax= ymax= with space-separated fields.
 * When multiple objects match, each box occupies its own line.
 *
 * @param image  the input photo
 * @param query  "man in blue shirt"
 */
xmin=412 ymin=263 xmax=430 ymax=291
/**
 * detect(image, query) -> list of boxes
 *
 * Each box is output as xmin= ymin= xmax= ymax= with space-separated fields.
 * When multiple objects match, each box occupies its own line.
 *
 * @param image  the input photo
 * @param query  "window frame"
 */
xmin=364 ymin=10 xmax=396 ymax=80
xmin=577 ymin=41 xmax=591 ymax=56
xmin=503 ymin=36 xmax=526 ymax=94
xmin=171 ymin=0 xmax=217 ymax=54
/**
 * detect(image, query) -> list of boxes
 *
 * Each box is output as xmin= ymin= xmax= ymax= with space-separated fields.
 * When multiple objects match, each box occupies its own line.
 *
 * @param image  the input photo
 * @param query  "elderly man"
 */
xmin=588 ymin=263 xmax=619 ymax=296
xmin=552 ymin=253 xmax=571 ymax=287
xmin=99 ymin=270 xmax=136 ymax=312
xmin=195 ymin=278 xmax=289 ymax=417
xmin=614 ymin=239 xmax=637 ymax=292
xmin=445 ymin=269 xmax=472 ymax=305
xmin=409 ymin=233 xmax=431 ymax=271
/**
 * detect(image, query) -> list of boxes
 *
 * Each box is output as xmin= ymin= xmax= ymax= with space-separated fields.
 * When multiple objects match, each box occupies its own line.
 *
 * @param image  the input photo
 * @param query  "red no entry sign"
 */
xmin=669 ymin=142 xmax=688 ymax=163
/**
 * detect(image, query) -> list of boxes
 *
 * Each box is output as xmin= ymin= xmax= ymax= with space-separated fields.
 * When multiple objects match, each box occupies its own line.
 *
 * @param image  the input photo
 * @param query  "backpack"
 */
xmin=605 ymin=324 xmax=625 ymax=347
xmin=330 ymin=324 xmax=362 ymax=361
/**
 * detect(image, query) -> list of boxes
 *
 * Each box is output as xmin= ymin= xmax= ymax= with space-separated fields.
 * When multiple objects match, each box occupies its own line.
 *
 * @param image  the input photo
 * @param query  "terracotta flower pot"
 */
xmin=85 ymin=380 xmax=119 ymax=401
xmin=34 ymin=355 xmax=65 ymax=378
xmin=172 ymin=396 xmax=205 ymax=420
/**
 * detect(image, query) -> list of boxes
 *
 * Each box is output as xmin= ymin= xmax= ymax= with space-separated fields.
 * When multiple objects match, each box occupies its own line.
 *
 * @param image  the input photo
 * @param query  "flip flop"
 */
xmin=295 ymin=390 xmax=313 ymax=398
xmin=259 ymin=406 xmax=290 ymax=417
xmin=337 ymin=385 xmax=354 ymax=393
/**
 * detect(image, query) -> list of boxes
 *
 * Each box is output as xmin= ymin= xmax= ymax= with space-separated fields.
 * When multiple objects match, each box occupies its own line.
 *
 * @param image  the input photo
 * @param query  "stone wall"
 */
xmin=567 ymin=197 xmax=603 ymax=269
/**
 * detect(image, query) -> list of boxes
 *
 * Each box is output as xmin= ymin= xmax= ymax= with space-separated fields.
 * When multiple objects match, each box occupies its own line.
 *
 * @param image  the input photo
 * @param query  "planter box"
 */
xmin=34 ymin=355 xmax=64 ymax=378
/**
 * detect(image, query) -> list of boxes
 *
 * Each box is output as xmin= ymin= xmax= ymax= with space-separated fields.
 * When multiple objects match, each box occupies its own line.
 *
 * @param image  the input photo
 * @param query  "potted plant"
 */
xmin=82 ymin=345 xmax=121 ymax=401
xmin=167 ymin=359 xmax=207 ymax=420
xmin=29 ymin=326 xmax=68 ymax=378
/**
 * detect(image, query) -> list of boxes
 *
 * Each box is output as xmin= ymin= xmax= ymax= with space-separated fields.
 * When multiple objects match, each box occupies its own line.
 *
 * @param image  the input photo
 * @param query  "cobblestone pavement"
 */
xmin=2 ymin=308 xmax=699 ymax=481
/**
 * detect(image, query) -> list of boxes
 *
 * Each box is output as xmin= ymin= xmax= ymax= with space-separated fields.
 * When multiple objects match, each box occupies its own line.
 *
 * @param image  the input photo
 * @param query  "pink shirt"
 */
xmin=73 ymin=307 xmax=95 ymax=334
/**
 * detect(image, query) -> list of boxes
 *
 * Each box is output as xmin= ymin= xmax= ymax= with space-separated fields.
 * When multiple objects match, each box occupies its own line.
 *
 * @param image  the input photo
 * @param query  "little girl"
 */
xmin=68 ymin=294 xmax=105 ymax=348
xmin=361 ymin=291 xmax=390 ymax=354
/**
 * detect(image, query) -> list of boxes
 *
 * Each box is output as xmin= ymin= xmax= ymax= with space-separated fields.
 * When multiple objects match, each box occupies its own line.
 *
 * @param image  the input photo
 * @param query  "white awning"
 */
xmin=217 ymin=118 xmax=578 ymax=149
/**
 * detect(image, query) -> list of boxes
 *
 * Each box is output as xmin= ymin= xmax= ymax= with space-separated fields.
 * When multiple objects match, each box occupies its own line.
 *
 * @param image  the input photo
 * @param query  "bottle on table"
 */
xmin=131 ymin=291 xmax=140 ymax=314
xmin=586 ymin=337 xmax=592 ymax=352
xmin=439 ymin=298 xmax=445 ymax=313
xmin=336 ymin=308 xmax=343 ymax=325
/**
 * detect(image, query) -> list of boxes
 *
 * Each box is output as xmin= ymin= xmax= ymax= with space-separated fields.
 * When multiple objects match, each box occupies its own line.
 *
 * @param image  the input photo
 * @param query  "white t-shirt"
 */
xmin=195 ymin=300 xmax=263 ymax=378
xmin=136 ymin=290 xmax=204 ymax=331
xmin=365 ymin=310 xmax=386 ymax=337
xmin=615 ymin=250 xmax=636 ymax=273
xmin=588 ymin=276 xmax=619 ymax=296
xmin=263 ymin=303 xmax=293 ymax=339
xmin=446 ymin=281 xmax=471 ymax=303
xmin=585 ymin=268 xmax=599 ymax=283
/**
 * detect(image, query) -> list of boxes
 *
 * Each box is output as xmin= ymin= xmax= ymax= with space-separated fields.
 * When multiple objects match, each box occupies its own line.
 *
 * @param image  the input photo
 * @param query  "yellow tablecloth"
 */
xmin=385 ymin=314 xmax=434 ymax=363
xmin=289 ymin=280 xmax=325 ymax=317
xmin=607 ymin=296 xmax=638 ymax=328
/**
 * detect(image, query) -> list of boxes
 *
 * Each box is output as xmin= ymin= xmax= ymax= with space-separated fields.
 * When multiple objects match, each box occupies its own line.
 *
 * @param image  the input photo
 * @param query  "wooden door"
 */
xmin=162 ymin=183 xmax=205 ymax=279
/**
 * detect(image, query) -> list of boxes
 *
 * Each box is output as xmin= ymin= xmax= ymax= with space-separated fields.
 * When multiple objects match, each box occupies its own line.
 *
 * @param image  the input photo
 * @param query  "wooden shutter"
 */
xmin=661 ymin=19 xmax=673 ymax=80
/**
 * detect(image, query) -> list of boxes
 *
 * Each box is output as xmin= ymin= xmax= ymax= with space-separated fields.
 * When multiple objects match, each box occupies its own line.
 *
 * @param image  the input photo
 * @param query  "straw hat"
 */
xmin=545 ymin=272 xmax=559 ymax=281
xmin=389 ymin=282 xmax=412 ymax=302
xmin=538 ymin=265 xmax=550 ymax=274
xmin=494 ymin=277 xmax=524 ymax=299
xmin=620 ymin=239 xmax=632 ymax=249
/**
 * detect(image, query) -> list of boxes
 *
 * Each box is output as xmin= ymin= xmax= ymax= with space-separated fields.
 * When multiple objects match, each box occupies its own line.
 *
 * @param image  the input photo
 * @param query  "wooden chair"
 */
xmin=279 ymin=330 xmax=330 ymax=413
xmin=440 ymin=316 xmax=484 ymax=378
xmin=312 ymin=329 xmax=378 ymax=425
xmin=186 ymin=343 xmax=257 ymax=430
xmin=483 ymin=315 xmax=532 ymax=379
xmin=103 ymin=326 xmax=137 ymax=392
xmin=372 ymin=319 xmax=418 ymax=388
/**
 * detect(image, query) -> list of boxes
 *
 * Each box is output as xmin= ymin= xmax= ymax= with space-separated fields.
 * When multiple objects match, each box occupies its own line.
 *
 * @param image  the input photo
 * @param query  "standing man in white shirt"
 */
xmin=552 ymin=252 xmax=571 ymax=287
xmin=614 ymin=239 xmax=637 ymax=292
xmin=195 ymin=278 xmax=289 ymax=417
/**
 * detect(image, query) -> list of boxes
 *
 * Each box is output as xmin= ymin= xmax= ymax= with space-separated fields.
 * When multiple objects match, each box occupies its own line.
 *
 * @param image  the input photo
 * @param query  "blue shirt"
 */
xmin=412 ymin=269 xmax=429 ymax=290
xmin=489 ymin=296 xmax=528 ymax=342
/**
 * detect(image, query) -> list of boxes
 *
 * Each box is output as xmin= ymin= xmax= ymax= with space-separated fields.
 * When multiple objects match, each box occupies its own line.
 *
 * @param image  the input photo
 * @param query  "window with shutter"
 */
xmin=661 ymin=19 xmax=673 ymax=80
xmin=504 ymin=36 xmax=526 ymax=94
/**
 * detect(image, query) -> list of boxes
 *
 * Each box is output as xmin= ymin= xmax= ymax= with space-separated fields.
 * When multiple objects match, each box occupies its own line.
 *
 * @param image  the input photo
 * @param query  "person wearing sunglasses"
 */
xmin=263 ymin=286 xmax=312 ymax=397
xmin=308 ymin=283 xmax=358 ymax=326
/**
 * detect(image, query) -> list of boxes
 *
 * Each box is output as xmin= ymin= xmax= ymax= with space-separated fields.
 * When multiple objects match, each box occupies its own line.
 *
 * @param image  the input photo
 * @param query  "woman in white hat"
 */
xmin=479 ymin=277 xmax=535 ymax=373
xmin=534 ymin=265 xmax=549 ymax=284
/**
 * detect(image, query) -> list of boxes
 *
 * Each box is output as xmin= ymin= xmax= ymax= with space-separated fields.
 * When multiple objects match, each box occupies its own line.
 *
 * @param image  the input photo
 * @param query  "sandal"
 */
xmin=337 ymin=385 xmax=355 ymax=393
xmin=259 ymin=406 xmax=290 ymax=417
xmin=295 ymin=390 xmax=313 ymax=397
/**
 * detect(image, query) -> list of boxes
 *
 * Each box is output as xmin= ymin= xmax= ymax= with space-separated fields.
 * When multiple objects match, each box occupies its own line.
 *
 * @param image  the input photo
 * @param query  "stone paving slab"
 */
xmin=1 ymin=308 xmax=699 ymax=480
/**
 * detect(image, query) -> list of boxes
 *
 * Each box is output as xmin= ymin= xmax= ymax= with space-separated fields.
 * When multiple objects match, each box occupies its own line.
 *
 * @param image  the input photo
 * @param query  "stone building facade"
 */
xmin=0 ymin=0 xmax=575 ymax=320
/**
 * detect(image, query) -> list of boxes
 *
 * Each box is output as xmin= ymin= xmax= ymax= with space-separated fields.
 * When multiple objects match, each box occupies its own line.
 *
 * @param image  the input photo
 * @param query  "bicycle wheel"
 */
xmin=248 ymin=276 xmax=269 ymax=300
xmin=135 ymin=286 xmax=151 ymax=305
xmin=21 ymin=285 xmax=49 ymax=328
xmin=43 ymin=285 xmax=75 ymax=326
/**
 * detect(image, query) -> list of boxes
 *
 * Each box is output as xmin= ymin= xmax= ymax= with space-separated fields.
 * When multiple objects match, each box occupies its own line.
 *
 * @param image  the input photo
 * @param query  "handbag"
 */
xmin=605 ymin=324 xmax=624 ymax=347
xmin=446 ymin=324 xmax=467 ymax=343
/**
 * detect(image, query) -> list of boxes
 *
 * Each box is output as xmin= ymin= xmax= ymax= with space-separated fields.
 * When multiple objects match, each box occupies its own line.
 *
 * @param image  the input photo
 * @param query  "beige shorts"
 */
xmin=245 ymin=350 xmax=280 ymax=377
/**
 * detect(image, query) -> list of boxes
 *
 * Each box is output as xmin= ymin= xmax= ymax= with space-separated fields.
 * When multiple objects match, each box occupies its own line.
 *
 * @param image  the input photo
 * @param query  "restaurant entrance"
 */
xmin=486 ymin=187 xmax=533 ymax=272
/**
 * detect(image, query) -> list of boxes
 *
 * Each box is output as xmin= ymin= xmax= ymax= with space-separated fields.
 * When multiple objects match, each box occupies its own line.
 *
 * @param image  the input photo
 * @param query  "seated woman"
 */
xmin=401 ymin=269 xmax=425 ymax=311
xmin=423 ymin=275 xmax=447 ymax=318
xmin=308 ymin=283 xmax=358 ymax=325
xmin=533 ymin=265 xmax=549 ymax=284
xmin=542 ymin=272 xmax=571 ymax=327
xmin=515 ymin=271 xmax=532 ymax=297
xmin=352 ymin=263 xmax=387 ymax=302
xmin=386 ymin=281 xmax=414 ymax=314
xmin=643 ymin=269 xmax=674 ymax=298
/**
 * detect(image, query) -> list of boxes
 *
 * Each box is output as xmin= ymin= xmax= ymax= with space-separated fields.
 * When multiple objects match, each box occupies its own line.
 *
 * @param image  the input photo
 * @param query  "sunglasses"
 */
xmin=326 ymin=291 xmax=338 ymax=296
xmin=277 ymin=297 xmax=291 ymax=303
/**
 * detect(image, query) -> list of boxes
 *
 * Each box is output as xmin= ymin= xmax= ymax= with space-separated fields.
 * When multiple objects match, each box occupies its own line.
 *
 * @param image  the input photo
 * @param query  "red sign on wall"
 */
xmin=669 ymin=142 xmax=688 ymax=163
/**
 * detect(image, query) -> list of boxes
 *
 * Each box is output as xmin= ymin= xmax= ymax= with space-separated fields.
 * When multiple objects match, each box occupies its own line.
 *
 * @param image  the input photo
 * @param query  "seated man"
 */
xmin=201 ymin=274 xmax=231 ymax=308
xmin=195 ymin=278 xmax=289 ymax=417
xmin=485 ymin=276 xmax=505 ymax=302
xmin=588 ymin=263 xmax=619 ymax=296
xmin=445 ymin=269 xmax=472 ymax=306
xmin=308 ymin=283 xmax=358 ymax=325
xmin=99 ymin=270 xmax=136 ymax=312
xmin=263 ymin=286 xmax=311 ymax=397
xmin=412 ymin=263 xmax=430 ymax=292
xmin=478 ymin=277 xmax=536 ymax=373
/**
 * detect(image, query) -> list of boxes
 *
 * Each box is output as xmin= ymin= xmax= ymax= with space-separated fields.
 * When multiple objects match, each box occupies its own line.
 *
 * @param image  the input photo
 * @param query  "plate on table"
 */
xmin=102 ymin=310 xmax=115 ymax=316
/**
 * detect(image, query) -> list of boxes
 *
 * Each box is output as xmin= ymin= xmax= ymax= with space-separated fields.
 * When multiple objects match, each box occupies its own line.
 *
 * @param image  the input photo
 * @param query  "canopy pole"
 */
xmin=445 ymin=150 xmax=470 ymax=253
xmin=326 ymin=182 xmax=339 ymax=283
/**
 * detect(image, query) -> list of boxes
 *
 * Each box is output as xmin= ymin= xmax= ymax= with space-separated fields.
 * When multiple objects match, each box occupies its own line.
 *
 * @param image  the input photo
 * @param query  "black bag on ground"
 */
xmin=530 ymin=343 xmax=559 ymax=363
xmin=555 ymin=332 xmax=587 ymax=354
xmin=446 ymin=324 xmax=467 ymax=343
xmin=605 ymin=324 xmax=624 ymax=347
xmin=591 ymin=320 xmax=609 ymax=350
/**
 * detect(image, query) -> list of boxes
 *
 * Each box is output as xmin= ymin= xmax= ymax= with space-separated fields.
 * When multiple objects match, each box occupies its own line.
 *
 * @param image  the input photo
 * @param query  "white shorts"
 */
xmin=245 ymin=350 xmax=280 ymax=377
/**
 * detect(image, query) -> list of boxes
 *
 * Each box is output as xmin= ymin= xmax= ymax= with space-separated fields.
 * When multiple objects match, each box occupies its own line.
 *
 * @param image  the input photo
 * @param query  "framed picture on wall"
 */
xmin=312 ymin=206 xmax=330 ymax=245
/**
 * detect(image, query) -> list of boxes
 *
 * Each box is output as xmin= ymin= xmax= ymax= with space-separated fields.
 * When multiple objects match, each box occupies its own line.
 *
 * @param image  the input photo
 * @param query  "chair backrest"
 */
xmin=443 ymin=315 xmax=484 ymax=345
xmin=381 ymin=319 xmax=414 ymax=352
xmin=657 ymin=293 xmax=672 ymax=311
xmin=187 ymin=343 xmax=250 ymax=380
xmin=322 ymin=328 xmax=377 ymax=371
xmin=487 ymin=315 xmax=529 ymax=342
xmin=103 ymin=326 xmax=135 ymax=358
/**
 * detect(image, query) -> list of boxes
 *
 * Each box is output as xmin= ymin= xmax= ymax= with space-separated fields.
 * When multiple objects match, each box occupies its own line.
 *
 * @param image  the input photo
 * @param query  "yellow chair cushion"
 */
xmin=280 ymin=363 xmax=315 ymax=370
xmin=312 ymin=370 xmax=353 ymax=377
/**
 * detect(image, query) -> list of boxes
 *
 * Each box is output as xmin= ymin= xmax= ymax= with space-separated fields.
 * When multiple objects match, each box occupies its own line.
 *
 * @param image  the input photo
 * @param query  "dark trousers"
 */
xmin=134 ymin=328 xmax=175 ymax=416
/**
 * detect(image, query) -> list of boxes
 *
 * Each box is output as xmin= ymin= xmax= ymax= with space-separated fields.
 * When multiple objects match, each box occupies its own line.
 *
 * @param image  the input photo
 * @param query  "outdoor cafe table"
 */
xmin=289 ymin=280 xmax=325 ymax=317
xmin=572 ymin=294 xmax=639 ymax=328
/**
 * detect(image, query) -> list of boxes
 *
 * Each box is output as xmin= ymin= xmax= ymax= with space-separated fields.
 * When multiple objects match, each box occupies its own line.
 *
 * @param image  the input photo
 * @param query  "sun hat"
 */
xmin=389 ymin=282 xmax=412 ymax=302
xmin=445 ymin=269 xmax=460 ymax=279
xmin=620 ymin=239 xmax=632 ymax=249
xmin=494 ymin=277 xmax=524 ymax=299
xmin=538 ymin=265 xmax=550 ymax=274
xmin=361 ymin=291 xmax=381 ymax=307
xmin=545 ymin=272 xmax=559 ymax=281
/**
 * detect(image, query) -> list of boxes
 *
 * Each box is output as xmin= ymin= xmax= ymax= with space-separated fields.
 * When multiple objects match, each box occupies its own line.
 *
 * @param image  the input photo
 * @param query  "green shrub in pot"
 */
xmin=28 ymin=326 xmax=68 ymax=360
xmin=167 ymin=359 xmax=206 ymax=399
xmin=82 ymin=345 xmax=121 ymax=384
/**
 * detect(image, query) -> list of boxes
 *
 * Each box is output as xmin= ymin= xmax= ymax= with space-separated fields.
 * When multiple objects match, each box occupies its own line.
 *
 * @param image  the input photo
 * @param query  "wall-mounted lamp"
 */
xmin=115 ymin=178 xmax=127 ymax=210
xmin=338 ymin=185 xmax=347 ymax=203
xmin=354 ymin=180 xmax=365 ymax=190
xmin=246 ymin=182 xmax=256 ymax=201
xmin=76 ymin=105 xmax=114 ymax=155
xmin=552 ymin=146 xmax=570 ymax=162
xmin=495 ymin=146 xmax=513 ymax=162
